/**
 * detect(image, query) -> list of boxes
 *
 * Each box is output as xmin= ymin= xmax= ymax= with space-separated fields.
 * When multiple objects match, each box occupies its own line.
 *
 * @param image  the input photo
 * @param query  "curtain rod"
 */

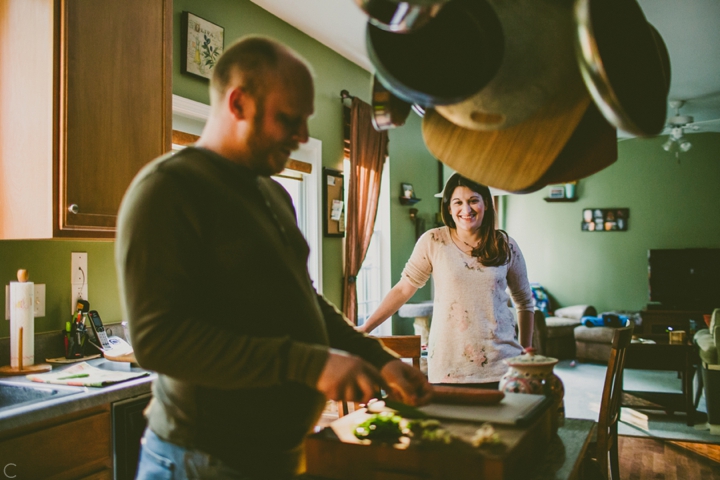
xmin=340 ymin=90 xmax=355 ymax=102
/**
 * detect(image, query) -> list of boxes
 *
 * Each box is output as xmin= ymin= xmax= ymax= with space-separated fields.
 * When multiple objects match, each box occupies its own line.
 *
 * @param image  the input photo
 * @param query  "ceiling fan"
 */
xmin=661 ymin=100 xmax=694 ymax=153
xmin=660 ymin=99 xmax=720 ymax=157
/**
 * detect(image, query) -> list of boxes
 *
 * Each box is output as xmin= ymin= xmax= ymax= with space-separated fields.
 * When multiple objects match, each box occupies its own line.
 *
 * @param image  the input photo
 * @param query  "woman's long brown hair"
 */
xmin=440 ymin=173 xmax=510 ymax=267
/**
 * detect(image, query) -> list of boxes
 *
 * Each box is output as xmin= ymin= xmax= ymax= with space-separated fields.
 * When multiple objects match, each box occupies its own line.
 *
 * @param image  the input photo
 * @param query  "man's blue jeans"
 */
xmin=135 ymin=428 xmax=254 ymax=479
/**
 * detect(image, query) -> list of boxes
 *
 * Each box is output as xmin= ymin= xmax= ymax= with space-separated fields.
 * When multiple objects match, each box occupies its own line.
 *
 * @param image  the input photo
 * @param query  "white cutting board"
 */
xmin=417 ymin=392 xmax=549 ymax=425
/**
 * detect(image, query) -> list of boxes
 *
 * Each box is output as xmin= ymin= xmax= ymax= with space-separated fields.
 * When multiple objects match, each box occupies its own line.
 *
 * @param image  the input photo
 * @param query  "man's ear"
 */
xmin=228 ymin=87 xmax=250 ymax=121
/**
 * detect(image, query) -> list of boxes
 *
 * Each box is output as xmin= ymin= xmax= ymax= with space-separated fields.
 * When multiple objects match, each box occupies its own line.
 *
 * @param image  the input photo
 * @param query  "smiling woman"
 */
xmin=359 ymin=173 xmax=535 ymax=388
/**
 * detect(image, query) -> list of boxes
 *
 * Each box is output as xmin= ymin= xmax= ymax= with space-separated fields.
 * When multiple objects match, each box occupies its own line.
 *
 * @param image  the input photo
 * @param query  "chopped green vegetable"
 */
xmin=353 ymin=411 xmax=403 ymax=443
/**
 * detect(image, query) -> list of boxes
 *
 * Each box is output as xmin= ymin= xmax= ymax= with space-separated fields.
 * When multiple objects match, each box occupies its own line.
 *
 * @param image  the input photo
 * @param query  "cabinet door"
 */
xmin=57 ymin=0 xmax=172 ymax=237
xmin=0 ymin=405 xmax=112 ymax=479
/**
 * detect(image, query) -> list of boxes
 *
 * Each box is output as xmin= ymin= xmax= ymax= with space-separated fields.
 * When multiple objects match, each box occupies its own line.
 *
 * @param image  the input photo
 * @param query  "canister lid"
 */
xmin=504 ymin=348 xmax=558 ymax=367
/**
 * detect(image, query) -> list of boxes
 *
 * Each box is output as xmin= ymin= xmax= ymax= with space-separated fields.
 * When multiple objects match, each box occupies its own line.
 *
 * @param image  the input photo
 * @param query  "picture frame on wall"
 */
xmin=401 ymin=183 xmax=415 ymax=199
xmin=548 ymin=186 xmax=565 ymax=199
xmin=581 ymin=208 xmax=629 ymax=232
xmin=181 ymin=11 xmax=224 ymax=80
xmin=323 ymin=168 xmax=345 ymax=237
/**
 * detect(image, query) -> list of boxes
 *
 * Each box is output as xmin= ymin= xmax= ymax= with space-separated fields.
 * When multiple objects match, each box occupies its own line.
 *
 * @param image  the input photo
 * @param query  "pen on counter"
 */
xmin=64 ymin=321 xmax=71 ymax=354
xmin=57 ymin=373 xmax=90 ymax=380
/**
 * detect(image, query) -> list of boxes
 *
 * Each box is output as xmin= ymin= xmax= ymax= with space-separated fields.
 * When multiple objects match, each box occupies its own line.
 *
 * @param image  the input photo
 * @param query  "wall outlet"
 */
xmin=71 ymin=252 xmax=88 ymax=313
xmin=5 ymin=283 xmax=45 ymax=319
xmin=71 ymin=252 xmax=88 ymax=285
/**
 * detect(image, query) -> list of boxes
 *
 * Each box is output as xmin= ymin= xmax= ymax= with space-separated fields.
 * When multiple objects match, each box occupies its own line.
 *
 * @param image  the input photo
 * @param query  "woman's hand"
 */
xmin=360 ymin=278 xmax=419 ymax=334
xmin=379 ymin=359 xmax=433 ymax=406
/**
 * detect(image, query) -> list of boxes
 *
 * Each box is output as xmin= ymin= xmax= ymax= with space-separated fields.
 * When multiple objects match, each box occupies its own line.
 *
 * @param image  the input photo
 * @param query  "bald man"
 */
xmin=116 ymin=36 xmax=432 ymax=479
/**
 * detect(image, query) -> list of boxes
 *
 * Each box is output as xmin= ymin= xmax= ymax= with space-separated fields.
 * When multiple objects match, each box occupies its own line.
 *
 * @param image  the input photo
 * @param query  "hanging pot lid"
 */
xmin=435 ymin=0 xmax=580 ymax=131
xmin=354 ymin=0 xmax=450 ymax=33
xmin=574 ymin=0 xmax=669 ymax=136
xmin=366 ymin=0 xmax=504 ymax=106
xmin=504 ymin=348 xmax=558 ymax=367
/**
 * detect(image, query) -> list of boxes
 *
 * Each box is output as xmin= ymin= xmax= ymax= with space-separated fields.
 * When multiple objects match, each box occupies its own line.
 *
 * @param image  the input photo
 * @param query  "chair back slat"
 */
xmin=596 ymin=325 xmax=633 ymax=480
xmin=374 ymin=335 xmax=421 ymax=369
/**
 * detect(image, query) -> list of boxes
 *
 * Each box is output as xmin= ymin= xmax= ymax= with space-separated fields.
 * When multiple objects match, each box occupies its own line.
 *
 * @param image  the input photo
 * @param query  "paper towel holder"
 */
xmin=0 ymin=269 xmax=51 ymax=376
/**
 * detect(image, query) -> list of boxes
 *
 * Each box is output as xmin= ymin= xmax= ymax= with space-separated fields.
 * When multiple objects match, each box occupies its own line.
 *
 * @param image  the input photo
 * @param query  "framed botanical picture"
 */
xmin=181 ymin=12 xmax=224 ymax=80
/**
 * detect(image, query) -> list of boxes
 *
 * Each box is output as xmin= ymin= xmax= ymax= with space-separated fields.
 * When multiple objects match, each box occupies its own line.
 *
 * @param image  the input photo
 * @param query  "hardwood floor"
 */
xmin=619 ymin=436 xmax=720 ymax=479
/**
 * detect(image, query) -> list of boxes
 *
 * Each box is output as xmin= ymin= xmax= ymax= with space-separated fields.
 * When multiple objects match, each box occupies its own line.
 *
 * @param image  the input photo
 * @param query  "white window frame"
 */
xmin=172 ymin=95 xmax=323 ymax=291
xmin=344 ymin=157 xmax=391 ymax=335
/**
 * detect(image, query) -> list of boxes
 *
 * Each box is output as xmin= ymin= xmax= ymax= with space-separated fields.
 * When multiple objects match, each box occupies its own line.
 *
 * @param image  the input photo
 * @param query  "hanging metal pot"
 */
xmin=434 ymin=0 xmax=581 ymax=131
xmin=574 ymin=0 xmax=669 ymax=136
xmin=366 ymin=0 xmax=504 ymax=107
xmin=353 ymin=0 xmax=450 ymax=33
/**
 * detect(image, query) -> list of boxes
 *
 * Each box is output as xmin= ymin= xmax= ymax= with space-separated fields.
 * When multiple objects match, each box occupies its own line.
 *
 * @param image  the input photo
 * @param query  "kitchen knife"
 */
xmin=366 ymin=395 xmax=429 ymax=419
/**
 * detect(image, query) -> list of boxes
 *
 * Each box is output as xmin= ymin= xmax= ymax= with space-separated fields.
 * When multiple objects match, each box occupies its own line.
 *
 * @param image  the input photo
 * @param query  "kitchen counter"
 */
xmin=0 ymin=357 xmax=154 ymax=433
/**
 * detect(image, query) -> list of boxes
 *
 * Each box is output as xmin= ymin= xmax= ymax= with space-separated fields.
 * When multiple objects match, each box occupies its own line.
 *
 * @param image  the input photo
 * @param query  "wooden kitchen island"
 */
xmin=302 ymin=408 xmax=594 ymax=480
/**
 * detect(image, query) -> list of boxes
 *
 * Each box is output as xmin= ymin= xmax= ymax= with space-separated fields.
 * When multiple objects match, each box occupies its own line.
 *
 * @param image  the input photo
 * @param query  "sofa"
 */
xmin=542 ymin=305 xmax=597 ymax=359
xmin=574 ymin=312 xmax=639 ymax=363
xmin=512 ymin=305 xmax=596 ymax=359
xmin=694 ymin=308 xmax=720 ymax=434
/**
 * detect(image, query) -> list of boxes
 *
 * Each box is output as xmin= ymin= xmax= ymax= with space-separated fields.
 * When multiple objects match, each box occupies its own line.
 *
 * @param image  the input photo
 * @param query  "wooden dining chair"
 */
xmin=585 ymin=325 xmax=634 ymax=480
xmin=338 ymin=335 xmax=422 ymax=417
xmin=373 ymin=335 xmax=422 ymax=369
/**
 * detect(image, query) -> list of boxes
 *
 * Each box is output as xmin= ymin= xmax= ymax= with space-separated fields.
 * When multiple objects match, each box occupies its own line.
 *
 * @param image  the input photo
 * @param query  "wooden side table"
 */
xmin=621 ymin=337 xmax=700 ymax=425
xmin=638 ymin=309 xmax=705 ymax=340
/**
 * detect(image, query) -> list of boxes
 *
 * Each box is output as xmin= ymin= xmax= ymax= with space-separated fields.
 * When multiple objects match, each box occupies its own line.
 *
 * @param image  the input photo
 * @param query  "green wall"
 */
xmin=0 ymin=240 xmax=119 ymax=337
xmin=0 ymin=0 xmax=439 ymax=338
xmin=388 ymin=114 xmax=442 ymax=334
xmin=504 ymin=132 xmax=720 ymax=313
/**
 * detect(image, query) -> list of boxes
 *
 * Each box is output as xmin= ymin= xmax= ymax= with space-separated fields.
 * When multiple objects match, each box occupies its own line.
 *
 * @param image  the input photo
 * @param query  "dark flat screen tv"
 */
xmin=648 ymin=248 xmax=720 ymax=311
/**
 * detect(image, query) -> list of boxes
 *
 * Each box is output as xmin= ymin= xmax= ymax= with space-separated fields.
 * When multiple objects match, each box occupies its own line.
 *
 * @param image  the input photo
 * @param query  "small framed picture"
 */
xmin=323 ymin=168 xmax=345 ymax=237
xmin=548 ymin=186 xmax=565 ymax=199
xmin=181 ymin=12 xmax=225 ymax=80
xmin=401 ymin=183 xmax=415 ymax=198
xmin=581 ymin=208 xmax=630 ymax=232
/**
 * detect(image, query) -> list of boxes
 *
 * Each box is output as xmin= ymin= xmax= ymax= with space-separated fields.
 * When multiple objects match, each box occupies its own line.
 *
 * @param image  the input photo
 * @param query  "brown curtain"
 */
xmin=342 ymin=97 xmax=388 ymax=325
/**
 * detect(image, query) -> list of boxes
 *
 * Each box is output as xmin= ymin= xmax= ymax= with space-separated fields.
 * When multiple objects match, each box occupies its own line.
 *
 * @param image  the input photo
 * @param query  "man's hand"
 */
xmin=316 ymin=349 xmax=385 ymax=403
xmin=380 ymin=359 xmax=433 ymax=407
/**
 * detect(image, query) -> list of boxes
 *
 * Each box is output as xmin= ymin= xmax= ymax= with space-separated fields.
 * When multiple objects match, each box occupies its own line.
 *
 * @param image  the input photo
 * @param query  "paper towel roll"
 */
xmin=10 ymin=281 xmax=34 ymax=367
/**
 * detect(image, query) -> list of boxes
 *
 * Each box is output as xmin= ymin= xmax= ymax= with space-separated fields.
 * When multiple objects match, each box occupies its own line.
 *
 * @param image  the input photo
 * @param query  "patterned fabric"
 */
xmin=530 ymin=283 xmax=551 ymax=316
xmin=401 ymin=227 xmax=534 ymax=383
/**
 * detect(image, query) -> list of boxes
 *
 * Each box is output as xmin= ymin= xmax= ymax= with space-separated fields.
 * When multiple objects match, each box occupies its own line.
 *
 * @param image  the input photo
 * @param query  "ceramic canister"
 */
xmin=499 ymin=348 xmax=564 ymax=431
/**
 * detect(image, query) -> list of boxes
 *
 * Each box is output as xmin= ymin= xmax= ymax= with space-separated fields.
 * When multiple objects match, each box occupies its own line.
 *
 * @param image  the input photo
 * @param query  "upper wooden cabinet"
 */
xmin=0 ymin=0 xmax=172 ymax=239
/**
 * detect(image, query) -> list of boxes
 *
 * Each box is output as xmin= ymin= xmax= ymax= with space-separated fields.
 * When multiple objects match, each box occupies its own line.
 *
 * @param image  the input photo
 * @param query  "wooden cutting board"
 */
xmin=422 ymin=86 xmax=591 ymax=192
xmin=306 ymin=400 xmax=554 ymax=480
xmin=418 ymin=392 xmax=550 ymax=425
xmin=512 ymin=99 xmax=618 ymax=193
